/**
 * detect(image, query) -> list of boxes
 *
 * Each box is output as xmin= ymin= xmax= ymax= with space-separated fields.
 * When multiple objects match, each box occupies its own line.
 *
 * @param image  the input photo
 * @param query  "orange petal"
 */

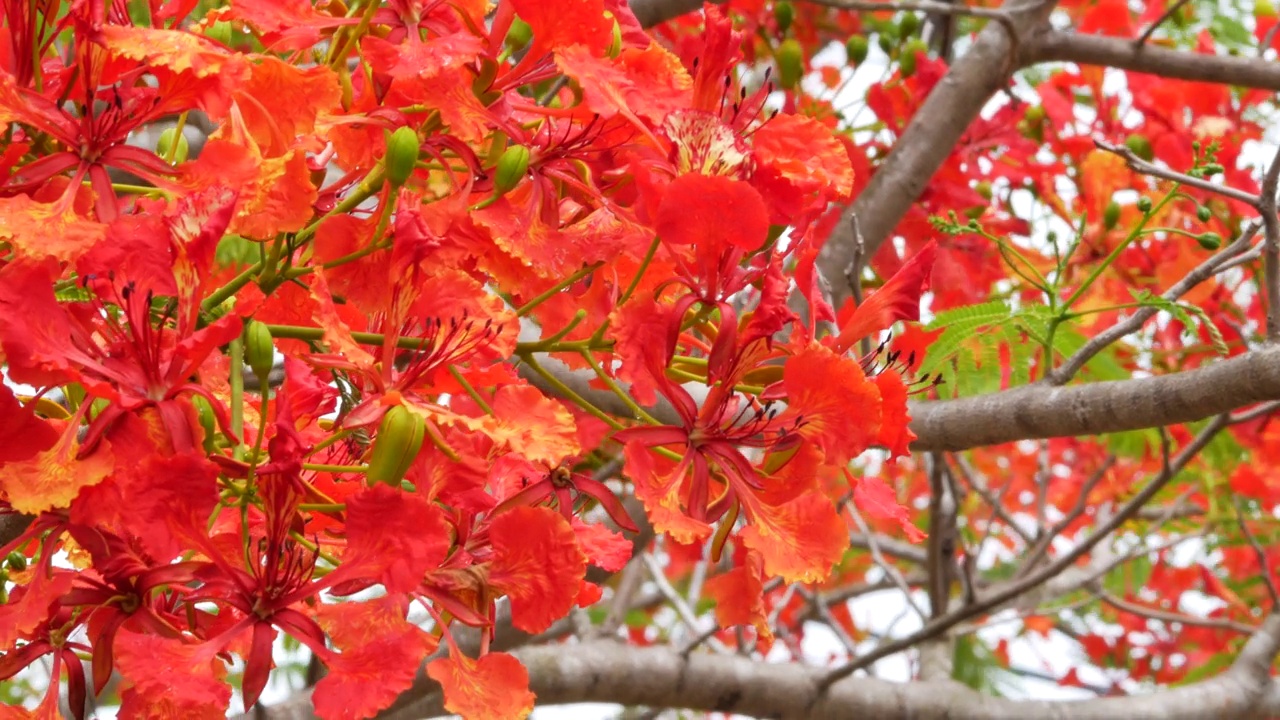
xmin=427 ymin=652 xmax=535 ymax=720
xmin=738 ymin=490 xmax=846 ymax=583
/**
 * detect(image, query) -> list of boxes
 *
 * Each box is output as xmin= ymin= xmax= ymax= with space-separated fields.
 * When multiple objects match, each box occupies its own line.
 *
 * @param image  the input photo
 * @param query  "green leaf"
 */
xmin=1128 ymin=289 xmax=1228 ymax=356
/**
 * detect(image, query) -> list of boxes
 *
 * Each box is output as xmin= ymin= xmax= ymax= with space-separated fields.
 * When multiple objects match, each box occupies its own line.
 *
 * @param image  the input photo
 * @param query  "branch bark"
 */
xmin=522 ymin=343 xmax=1280 ymax=454
xmin=627 ymin=0 xmax=723 ymax=28
xmin=1025 ymin=29 xmax=1280 ymax=91
xmin=818 ymin=0 xmax=1059 ymax=309
xmin=909 ymin=345 xmax=1280 ymax=452
xmin=403 ymin=617 xmax=1280 ymax=720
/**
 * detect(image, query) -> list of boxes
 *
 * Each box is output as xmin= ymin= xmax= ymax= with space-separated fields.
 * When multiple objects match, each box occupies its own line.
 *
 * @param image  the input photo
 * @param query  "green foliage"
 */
xmin=1127 ymin=290 xmax=1229 ymax=357
xmin=952 ymin=634 xmax=1019 ymax=696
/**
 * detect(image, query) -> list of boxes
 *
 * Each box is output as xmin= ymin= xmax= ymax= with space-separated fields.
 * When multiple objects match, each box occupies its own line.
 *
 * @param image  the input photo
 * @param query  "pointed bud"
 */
xmin=493 ymin=144 xmax=531 ymax=196
xmin=366 ymin=405 xmax=426 ymax=487
xmin=157 ymin=127 xmax=189 ymax=164
xmin=384 ymin=126 xmax=421 ymax=187
xmin=244 ymin=321 xmax=275 ymax=384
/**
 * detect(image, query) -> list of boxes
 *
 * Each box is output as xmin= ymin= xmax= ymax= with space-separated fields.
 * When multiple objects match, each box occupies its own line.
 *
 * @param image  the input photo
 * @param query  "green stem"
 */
xmin=521 ymin=310 xmax=587 ymax=351
xmin=245 ymin=391 xmax=270 ymax=483
xmin=580 ymin=350 xmax=659 ymax=425
xmin=1062 ymin=190 xmax=1177 ymax=311
xmin=108 ymin=183 xmax=169 ymax=197
xmin=230 ymin=338 xmax=245 ymax=461
xmin=619 ymin=235 xmax=661 ymax=307
xmin=516 ymin=264 xmax=601 ymax=317
xmin=309 ymin=427 xmax=357 ymax=456
xmin=298 ymin=503 xmax=347 ymax=512
xmin=294 ymin=166 xmax=387 ymax=246
xmin=165 ymin=111 xmax=189 ymax=164
xmin=202 ymin=260 xmax=264 ymax=313
xmin=517 ymin=352 xmax=623 ymax=430
xmin=267 ymin=322 xmax=613 ymax=355
xmin=449 ymin=365 xmax=494 ymax=415
xmin=303 ymin=462 xmax=369 ymax=473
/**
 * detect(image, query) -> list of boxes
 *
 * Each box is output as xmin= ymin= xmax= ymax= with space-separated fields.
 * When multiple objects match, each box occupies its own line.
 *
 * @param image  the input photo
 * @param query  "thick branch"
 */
xmin=818 ymin=0 xmax=1058 ymax=308
xmin=1026 ymin=29 xmax=1280 ymax=90
xmin=406 ymin=621 xmax=1280 ymax=720
xmin=525 ymin=343 xmax=1280 ymax=453
xmin=908 ymin=345 xmax=1280 ymax=452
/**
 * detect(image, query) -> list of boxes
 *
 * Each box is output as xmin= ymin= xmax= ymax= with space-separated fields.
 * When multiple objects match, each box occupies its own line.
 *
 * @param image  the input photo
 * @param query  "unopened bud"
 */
xmin=493 ymin=144 xmax=530 ymax=196
xmin=366 ymin=405 xmax=426 ymax=487
xmin=384 ymin=126 xmax=421 ymax=187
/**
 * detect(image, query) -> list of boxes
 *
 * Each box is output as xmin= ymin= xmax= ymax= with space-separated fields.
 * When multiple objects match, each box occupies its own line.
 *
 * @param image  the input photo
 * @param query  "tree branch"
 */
xmin=908 ymin=345 xmax=1280 ymax=452
xmin=1025 ymin=29 xmax=1280 ymax=91
xmin=403 ymin=616 xmax=1280 ymax=719
xmin=818 ymin=0 xmax=1059 ymax=308
xmin=626 ymin=0 xmax=723 ymax=27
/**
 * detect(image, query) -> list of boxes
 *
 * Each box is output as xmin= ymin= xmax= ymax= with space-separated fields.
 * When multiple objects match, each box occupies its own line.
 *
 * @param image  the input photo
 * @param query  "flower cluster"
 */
xmin=0 ymin=2 xmax=932 ymax=717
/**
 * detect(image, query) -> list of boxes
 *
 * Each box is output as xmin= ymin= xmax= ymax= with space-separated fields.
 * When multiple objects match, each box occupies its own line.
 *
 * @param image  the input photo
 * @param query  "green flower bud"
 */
xmin=775 ymin=38 xmax=804 ymax=89
xmin=366 ymin=406 xmax=426 ymax=487
xmin=507 ymin=18 xmax=533 ymax=51
xmin=900 ymin=38 xmax=927 ymax=78
xmin=191 ymin=394 xmax=219 ymax=453
xmin=774 ymin=2 xmax=795 ymax=34
xmin=157 ymin=127 xmax=189 ymax=164
xmin=1103 ymin=200 xmax=1121 ymax=230
xmin=1137 ymin=196 xmax=1153 ymax=213
xmin=493 ymin=144 xmax=531 ymax=196
xmin=899 ymin=12 xmax=920 ymax=37
xmin=384 ymin=126 xmax=421 ymax=187
xmin=846 ymin=35 xmax=869 ymax=65
xmin=244 ymin=320 xmax=275 ymax=384
xmin=607 ymin=18 xmax=624 ymax=58
xmin=204 ymin=20 xmax=233 ymax=46
xmin=1197 ymin=205 xmax=1212 ymax=222
xmin=5 ymin=551 xmax=26 ymax=573
xmin=1197 ymin=232 xmax=1223 ymax=250
xmin=1125 ymin=134 xmax=1155 ymax=162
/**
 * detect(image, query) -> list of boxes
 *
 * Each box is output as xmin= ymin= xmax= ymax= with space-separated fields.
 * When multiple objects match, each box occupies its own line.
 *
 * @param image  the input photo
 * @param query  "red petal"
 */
xmin=488 ymin=506 xmax=587 ymax=634
xmin=426 ymin=652 xmax=535 ymax=720
xmin=656 ymin=173 xmax=769 ymax=252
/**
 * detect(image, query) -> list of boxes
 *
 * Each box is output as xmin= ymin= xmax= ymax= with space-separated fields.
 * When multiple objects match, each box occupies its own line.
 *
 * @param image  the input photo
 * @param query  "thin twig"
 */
xmin=800 ymin=588 xmax=861 ymax=657
xmin=1235 ymin=497 xmax=1280 ymax=611
xmin=1048 ymin=220 xmax=1261 ymax=385
xmin=1259 ymin=145 xmax=1280 ymax=341
xmin=1016 ymin=455 xmax=1117 ymax=579
xmin=848 ymin=502 xmax=929 ymax=621
xmin=598 ymin=557 xmax=647 ymax=638
xmin=1231 ymin=400 xmax=1280 ymax=424
xmin=641 ymin=553 xmax=729 ymax=654
xmin=806 ymin=0 xmax=1021 ymax=60
xmin=1097 ymin=589 xmax=1258 ymax=635
xmin=1094 ymin=138 xmax=1263 ymax=207
xmin=818 ymin=415 xmax=1230 ymax=687
xmin=1134 ymin=0 xmax=1191 ymax=46
xmin=1033 ymin=439 xmax=1051 ymax=536
xmin=951 ymin=455 xmax=1035 ymax=546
